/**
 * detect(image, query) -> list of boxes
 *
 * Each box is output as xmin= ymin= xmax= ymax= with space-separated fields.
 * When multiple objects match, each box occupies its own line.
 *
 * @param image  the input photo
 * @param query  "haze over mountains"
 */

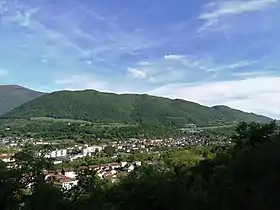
xmin=0 ymin=85 xmax=44 ymax=116
xmin=0 ymin=85 xmax=272 ymax=126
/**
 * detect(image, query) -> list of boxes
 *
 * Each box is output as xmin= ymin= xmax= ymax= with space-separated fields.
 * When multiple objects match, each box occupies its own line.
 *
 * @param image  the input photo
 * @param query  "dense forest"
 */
xmin=2 ymin=90 xmax=271 ymax=126
xmin=0 ymin=119 xmax=182 ymax=140
xmin=0 ymin=121 xmax=279 ymax=210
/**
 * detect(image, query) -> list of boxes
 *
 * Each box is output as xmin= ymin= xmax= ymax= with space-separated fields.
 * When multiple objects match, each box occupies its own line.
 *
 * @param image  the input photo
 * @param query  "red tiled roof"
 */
xmin=0 ymin=154 xmax=13 ymax=159
xmin=46 ymin=174 xmax=75 ymax=184
xmin=0 ymin=154 xmax=13 ymax=160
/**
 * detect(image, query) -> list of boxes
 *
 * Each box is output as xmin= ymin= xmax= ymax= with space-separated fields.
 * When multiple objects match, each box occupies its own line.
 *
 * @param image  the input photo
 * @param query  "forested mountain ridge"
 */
xmin=211 ymin=105 xmax=270 ymax=122
xmin=2 ymin=89 xmax=271 ymax=126
xmin=0 ymin=85 xmax=44 ymax=116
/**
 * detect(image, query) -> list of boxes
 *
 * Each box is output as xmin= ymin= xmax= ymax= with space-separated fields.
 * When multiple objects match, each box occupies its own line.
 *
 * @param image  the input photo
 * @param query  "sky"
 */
xmin=0 ymin=0 xmax=280 ymax=119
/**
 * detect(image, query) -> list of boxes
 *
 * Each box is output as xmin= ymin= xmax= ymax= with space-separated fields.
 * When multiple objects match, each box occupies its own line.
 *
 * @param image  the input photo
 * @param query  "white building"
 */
xmin=62 ymin=179 xmax=78 ymax=190
xmin=127 ymin=165 xmax=135 ymax=173
xmin=43 ymin=149 xmax=67 ymax=158
xmin=9 ymin=143 xmax=18 ymax=147
xmin=82 ymin=145 xmax=103 ymax=156
xmin=64 ymin=171 xmax=77 ymax=179
xmin=53 ymin=160 xmax=63 ymax=165
xmin=134 ymin=161 xmax=142 ymax=166
xmin=45 ymin=174 xmax=78 ymax=190
xmin=121 ymin=161 xmax=128 ymax=167
xmin=70 ymin=154 xmax=84 ymax=161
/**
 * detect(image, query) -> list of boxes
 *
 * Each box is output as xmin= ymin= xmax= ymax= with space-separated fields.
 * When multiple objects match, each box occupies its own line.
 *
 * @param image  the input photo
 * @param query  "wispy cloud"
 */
xmin=164 ymin=54 xmax=211 ymax=70
xmin=199 ymin=0 xmax=278 ymax=31
xmin=0 ymin=1 xmax=8 ymax=14
xmin=164 ymin=54 xmax=185 ymax=60
xmin=2 ymin=0 xmax=280 ymax=119
xmin=84 ymin=60 xmax=92 ymax=65
xmin=14 ymin=8 xmax=39 ymax=27
xmin=149 ymin=75 xmax=280 ymax=119
xmin=1 ymin=0 xmax=167 ymax=73
xmin=128 ymin=54 xmax=258 ymax=86
xmin=1 ymin=3 xmax=88 ymax=65
xmin=200 ymin=0 xmax=277 ymax=19
xmin=205 ymin=60 xmax=255 ymax=72
xmin=228 ymin=60 xmax=255 ymax=69
xmin=127 ymin=68 xmax=147 ymax=79
xmin=233 ymin=70 xmax=280 ymax=78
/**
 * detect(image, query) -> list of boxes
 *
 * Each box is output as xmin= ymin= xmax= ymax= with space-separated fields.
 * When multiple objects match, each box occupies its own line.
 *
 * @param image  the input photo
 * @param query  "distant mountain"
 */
xmin=211 ymin=105 xmax=270 ymax=123
xmin=0 ymin=85 xmax=44 ymax=116
xmin=2 ymin=89 xmax=272 ymax=126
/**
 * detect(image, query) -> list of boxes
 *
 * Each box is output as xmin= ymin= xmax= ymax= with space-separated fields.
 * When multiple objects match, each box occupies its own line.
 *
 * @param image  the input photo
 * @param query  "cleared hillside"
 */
xmin=2 ymin=89 xmax=272 ymax=126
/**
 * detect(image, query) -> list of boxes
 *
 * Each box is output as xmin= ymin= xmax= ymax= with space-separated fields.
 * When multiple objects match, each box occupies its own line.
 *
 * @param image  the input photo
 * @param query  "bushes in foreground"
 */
xmin=0 ymin=121 xmax=279 ymax=210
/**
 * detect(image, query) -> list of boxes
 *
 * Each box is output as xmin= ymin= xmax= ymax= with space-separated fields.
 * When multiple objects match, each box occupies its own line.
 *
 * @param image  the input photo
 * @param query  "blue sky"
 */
xmin=0 ymin=0 xmax=280 ymax=119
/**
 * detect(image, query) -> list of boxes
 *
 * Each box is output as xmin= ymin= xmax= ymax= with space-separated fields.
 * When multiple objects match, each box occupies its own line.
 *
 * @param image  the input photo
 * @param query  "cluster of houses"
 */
xmin=0 ymin=144 xmax=104 ymax=165
xmin=0 ymin=133 xmax=228 ymax=167
xmin=0 ymin=130 xmax=229 ymax=190
xmin=38 ymin=144 xmax=104 ymax=164
xmin=45 ymin=161 xmax=142 ymax=189
xmin=0 ymin=136 xmax=58 ymax=148
xmin=109 ymin=134 xmax=227 ymax=154
xmin=0 ymin=151 xmax=143 ymax=189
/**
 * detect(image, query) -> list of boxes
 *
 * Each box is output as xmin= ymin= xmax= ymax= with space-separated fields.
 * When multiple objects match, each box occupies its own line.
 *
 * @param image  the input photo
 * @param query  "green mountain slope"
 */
xmin=0 ymin=85 xmax=44 ymax=116
xmin=2 ymin=89 xmax=272 ymax=126
xmin=211 ymin=105 xmax=270 ymax=123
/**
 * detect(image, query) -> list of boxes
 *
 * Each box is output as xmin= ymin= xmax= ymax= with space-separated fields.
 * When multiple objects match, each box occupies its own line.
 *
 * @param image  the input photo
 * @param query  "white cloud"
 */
xmin=137 ymin=61 xmax=153 ymax=66
xmin=127 ymin=68 xmax=147 ymax=79
xmin=0 ymin=69 xmax=8 ymax=76
xmin=200 ymin=0 xmax=277 ymax=19
xmin=163 ymin=54 xmax=210 ymax=70
xmin=233 ymin=70 xmax=279 ymax=78
xmin=204 ymin=60 xmax=255 ymax=72
xmin=85 ymin=60 xmax=92 ymax=65
xmin=130 ymin=56 xmax=256 ymax=85
xmin=2 ymin=1 xmax=168 ymax=72
xmin=199 ymin=0 xmax=278 ymax=31
xmin=1 ymin=0 xmax=171 ymax=79
xmin=164 ymin=55 xmax=255 ymax=73
xmin=164 ymin=54 xmax=185 ymax=60
xmin=149 ymin=76 xmax=280 ymax=119
xmin=14 ymin=8 xmax=39 ymax=27
xmin=0 ymin=1 xmax=8 ymax=14
xmin=228 ymin=61 xmax=255 ymax=69
xmin=2 ymin=5 xmax=89 ymax=64
xmin=41 ymin=58 xmax=48 ymax=63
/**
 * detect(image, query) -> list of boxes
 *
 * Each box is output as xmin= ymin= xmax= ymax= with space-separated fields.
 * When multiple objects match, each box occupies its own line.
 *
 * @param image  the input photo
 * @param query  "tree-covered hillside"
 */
xmin=0 ymin=85 xmax=44 ymax=115
xmin=211 ymin=105 xmax=270 ymax=122
xmin=2 ymin=90 xmax=271 ymax=126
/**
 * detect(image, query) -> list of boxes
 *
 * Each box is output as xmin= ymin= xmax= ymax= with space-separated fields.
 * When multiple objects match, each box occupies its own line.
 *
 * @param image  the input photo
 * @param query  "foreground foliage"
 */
xmin=0 ymin=121 xmax=279 ymax=210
